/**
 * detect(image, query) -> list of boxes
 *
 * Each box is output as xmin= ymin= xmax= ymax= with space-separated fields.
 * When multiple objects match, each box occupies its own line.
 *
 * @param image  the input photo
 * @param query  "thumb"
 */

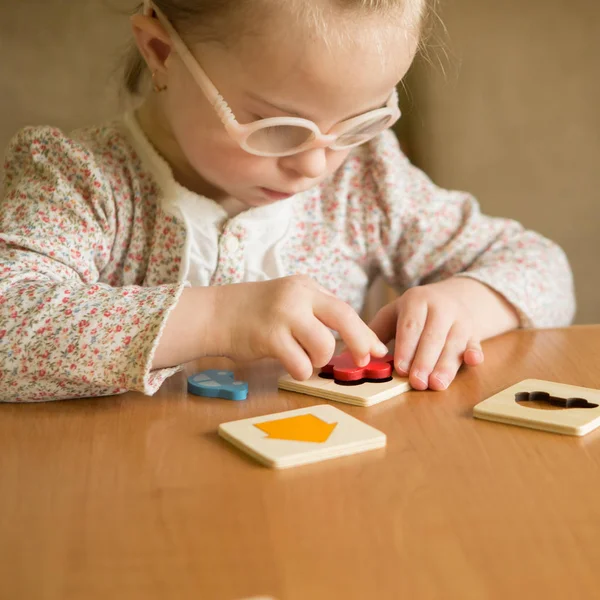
xmin=367 ymin=302 xmax=398 ymax=346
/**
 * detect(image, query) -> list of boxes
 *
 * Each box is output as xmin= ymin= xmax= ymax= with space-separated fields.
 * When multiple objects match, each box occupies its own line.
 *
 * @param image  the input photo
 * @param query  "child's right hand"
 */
xmin=212 ymin=275 xmax=389 ymax=380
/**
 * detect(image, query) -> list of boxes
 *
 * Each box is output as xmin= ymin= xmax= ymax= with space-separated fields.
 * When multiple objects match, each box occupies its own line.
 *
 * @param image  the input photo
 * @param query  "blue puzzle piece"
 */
xmin=187 ymin=370 xmax=249 ymax=401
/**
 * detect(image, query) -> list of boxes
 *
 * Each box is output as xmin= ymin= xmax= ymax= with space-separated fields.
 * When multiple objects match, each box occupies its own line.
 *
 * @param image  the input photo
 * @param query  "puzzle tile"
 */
xmin=320 ymin=352 xmax=395 ymax=383
xmin=188 ymin=370 xmax=248 ymax=401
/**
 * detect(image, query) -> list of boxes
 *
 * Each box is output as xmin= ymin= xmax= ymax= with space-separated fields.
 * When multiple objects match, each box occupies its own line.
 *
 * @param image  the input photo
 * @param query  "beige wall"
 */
xmin=1 ymin=0 xmax=598 ymax=323
xmin=404 ymin=0 xmax=600 ymax=324
xmin=0 ymin=0 xmax=129 ymax=145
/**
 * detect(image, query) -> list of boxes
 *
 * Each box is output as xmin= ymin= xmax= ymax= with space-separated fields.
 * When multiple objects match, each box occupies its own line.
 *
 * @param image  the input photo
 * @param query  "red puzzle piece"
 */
xmin=320 ymin=353 xmax=395 ymax=383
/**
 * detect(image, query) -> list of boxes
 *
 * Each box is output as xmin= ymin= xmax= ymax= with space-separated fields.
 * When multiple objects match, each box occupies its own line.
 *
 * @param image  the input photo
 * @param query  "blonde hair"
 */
xmin=124 ymin=0 xmax=432 ymax=95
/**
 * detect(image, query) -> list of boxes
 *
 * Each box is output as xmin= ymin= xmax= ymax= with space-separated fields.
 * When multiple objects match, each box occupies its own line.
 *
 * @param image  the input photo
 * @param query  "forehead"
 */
xmin=197 ymin=3 xmax=418 ymax=115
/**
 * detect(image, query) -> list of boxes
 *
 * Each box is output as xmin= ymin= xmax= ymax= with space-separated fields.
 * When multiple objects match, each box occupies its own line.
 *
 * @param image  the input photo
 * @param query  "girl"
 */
xmin=0 ymin=0 xmax=575 ymax=402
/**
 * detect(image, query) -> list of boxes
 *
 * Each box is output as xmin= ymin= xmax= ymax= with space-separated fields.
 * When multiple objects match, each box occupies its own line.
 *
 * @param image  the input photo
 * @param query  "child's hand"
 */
xmin=213 ymin=276 xmax=389 ymax=380
xmin=368 ymin=277 xmax=520 ymax=391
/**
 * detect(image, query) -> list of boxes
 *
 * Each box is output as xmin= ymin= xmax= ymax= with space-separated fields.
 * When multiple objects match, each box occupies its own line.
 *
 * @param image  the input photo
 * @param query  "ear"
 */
xmin=130 ymin=13 xmax=173 ymax=75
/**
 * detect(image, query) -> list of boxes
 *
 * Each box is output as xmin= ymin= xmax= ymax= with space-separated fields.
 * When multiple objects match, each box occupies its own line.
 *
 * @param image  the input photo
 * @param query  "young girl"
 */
xmin=0 ymin=0 xmax=575 ymax=403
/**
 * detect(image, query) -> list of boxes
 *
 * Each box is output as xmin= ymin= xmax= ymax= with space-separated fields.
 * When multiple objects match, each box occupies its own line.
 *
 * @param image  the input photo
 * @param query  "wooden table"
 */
xmin=1 ymin=325 xmax=600 ymax=600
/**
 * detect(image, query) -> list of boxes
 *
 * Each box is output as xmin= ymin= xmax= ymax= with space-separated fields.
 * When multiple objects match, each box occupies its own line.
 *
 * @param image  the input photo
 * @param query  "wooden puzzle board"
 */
xmin=473 ymin=379 xmax=600 ymax=436
xmin=278 ymin=370 xmax=411 ymax=407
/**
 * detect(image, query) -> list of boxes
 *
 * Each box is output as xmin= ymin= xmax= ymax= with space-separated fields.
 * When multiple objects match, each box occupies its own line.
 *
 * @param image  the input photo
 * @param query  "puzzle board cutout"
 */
xmin=278 ymin=370 xmax=411 ymax=407
xmin=218 ymin=404 xmax=386 ymax=468
xmin=473 ymin=379 xmax=600 ymax=436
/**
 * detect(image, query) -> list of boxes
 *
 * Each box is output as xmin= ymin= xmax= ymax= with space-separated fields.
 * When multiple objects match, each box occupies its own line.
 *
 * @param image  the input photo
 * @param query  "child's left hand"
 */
xmin=368 ymin=277 xmax=520 ymax=391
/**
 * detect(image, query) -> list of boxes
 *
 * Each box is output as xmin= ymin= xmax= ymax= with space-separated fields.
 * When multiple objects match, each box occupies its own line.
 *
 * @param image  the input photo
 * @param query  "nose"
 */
xmin=278 ymin=147 xmax=328 ymax=180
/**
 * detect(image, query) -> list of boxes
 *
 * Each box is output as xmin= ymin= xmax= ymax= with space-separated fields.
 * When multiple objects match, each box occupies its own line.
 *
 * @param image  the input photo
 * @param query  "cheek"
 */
xmin=328 ymin=150 xmax=352 ymax=173
xmin=173 ymin=117 xmax=273 ymax=186
xmin=194 ymin=145 xmax=267 ymax=183
xmin=166 ymin=90 xmax=222 ymax=152
xmin=163 ymin=92 xmax=249 ymax=179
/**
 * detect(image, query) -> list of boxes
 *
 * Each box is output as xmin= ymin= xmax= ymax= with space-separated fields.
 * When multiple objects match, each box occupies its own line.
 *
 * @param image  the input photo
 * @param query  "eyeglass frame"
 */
xmin=143 ymin=1 xmax=402 ymax=158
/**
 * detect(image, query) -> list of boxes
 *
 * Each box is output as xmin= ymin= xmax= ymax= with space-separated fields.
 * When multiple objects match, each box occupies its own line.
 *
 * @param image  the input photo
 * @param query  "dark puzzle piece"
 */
xmin=515 ymin=390 xmax=598 ymax=410
xmin=319 ymin=352 xmax=395 ymax=386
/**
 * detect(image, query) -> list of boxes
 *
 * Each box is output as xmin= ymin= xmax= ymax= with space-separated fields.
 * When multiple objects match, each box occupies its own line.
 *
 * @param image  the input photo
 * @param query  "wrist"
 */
xmin=152 ymin=285 xmax=221 ymax=369
xmin=441 ymin=276 xmax=520 ymax=337
xmin=207 ymin=284 xmax=231 ymax=357
xmin=192 ymin=285 xmax=223 ymax=356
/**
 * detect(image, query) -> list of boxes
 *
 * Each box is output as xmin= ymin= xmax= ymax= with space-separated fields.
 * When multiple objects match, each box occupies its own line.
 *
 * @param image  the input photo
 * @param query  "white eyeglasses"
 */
xmin=144 ymin=1 xmax=401 ymax=157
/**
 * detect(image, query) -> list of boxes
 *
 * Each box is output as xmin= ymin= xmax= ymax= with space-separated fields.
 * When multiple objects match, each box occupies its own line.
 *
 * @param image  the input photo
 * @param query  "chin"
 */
xmin=243 ymin=197 xmax=278 ymax=208
xmin=240 ymin=189 xmax=283 ymax=208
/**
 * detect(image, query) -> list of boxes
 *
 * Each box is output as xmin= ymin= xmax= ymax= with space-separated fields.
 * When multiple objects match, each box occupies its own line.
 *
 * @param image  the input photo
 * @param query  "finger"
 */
xmin=294 ymin=275 xmax=337 ymax=298
xmin=313 ymin=282 xmax=337 ymax=298
xmin=274 ymin=331 xmax=315 ymax=381
xmin=408 ymin=307 xmax=453 ymax=391
xmin=293 ymin=318 xmax=337 ymax=368
xmin=393 ymin=301 xmax=429 ymax=377
xmin=428 ymin=324 xmax=471 ymax=391
xmin=368 ymin=302 xmax=398 ymax=346
xmin=314 ymin=295 xmax=388 ymax=367
xmin=463 ymin=340 xmax=484 ymax=366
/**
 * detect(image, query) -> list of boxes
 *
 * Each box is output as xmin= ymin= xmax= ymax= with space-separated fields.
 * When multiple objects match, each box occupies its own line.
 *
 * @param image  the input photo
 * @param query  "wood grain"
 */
xmin=1 ymin=326 xmax=600 ymax=600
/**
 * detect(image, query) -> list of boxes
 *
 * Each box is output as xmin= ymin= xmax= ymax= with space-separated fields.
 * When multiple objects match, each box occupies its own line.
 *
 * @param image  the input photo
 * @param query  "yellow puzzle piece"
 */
xmin=254 ymin=414 xmax=337 ymax=443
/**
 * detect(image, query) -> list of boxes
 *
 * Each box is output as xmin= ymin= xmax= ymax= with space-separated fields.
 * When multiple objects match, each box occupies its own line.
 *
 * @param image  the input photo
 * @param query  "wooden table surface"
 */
xmin=1 ymin=325 xmax=600 ymax=600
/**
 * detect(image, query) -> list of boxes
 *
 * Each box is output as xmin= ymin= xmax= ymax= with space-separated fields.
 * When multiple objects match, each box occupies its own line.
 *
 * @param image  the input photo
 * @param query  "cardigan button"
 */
xmin=224 ymin=236 xmax=240 ymax=253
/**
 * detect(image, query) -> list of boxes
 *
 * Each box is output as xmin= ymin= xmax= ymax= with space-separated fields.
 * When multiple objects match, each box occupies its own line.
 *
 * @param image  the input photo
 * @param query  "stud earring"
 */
xmin=152 ymin=70 xmax=167 ymax=93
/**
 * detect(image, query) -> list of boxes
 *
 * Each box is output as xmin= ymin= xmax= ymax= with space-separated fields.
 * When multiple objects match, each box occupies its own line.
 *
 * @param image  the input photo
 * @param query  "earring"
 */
xmin=152 ymin=70 xmax=167 ymax=93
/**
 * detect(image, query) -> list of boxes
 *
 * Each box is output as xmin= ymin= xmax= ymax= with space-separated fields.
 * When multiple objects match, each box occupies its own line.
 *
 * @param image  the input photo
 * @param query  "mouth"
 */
xmin=259 ymin=187 xmax=297 ymax=201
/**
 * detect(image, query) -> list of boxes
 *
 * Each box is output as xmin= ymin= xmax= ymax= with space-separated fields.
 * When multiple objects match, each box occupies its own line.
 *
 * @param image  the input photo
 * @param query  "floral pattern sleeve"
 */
xmin=0 ymin=127 xmax=185 ymax=402
xmin=356 ymin=131 xmax=576 ymax=327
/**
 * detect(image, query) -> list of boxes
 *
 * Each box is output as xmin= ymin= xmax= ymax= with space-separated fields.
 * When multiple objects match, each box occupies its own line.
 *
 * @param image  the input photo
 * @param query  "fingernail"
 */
xmin=396 ymin=361 xmax=409 ymax=375
xmin=357 ymin=355 xmax=369 ymax=367
xmin=376 ymin=343 xmax=389 ymax=355
xmin=413 ymin=371 xmax=427 ymax=386
xmin=434 ymin=374 xmax=449 ymax=389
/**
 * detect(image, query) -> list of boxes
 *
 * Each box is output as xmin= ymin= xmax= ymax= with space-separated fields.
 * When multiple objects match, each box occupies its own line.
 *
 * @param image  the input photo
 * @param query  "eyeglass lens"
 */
xmin=333 ymin=114 xmax=394 ymax=148
xmin=245 ymin=114 xmax=394 ymax=154
xmin=245 ymin=126 xmax=316 ymax=153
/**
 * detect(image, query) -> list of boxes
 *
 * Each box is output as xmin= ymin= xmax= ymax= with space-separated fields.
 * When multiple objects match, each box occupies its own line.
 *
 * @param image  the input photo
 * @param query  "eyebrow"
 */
xmin=245 ymin=91 xmax=388 ymax=122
